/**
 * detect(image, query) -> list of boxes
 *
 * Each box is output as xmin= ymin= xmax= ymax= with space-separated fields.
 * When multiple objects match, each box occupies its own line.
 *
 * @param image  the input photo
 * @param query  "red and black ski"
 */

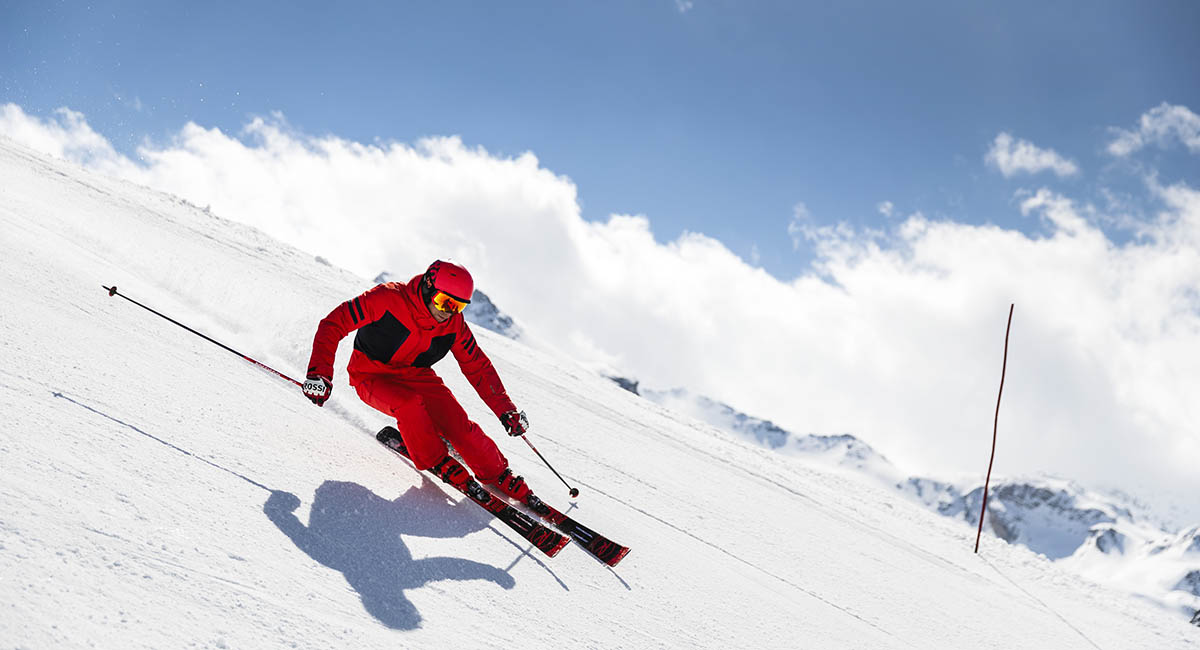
xmin=522 ymin=495 xmax=631 ymax=567
xmin=376 ymin=427 xmax=570 ymax=558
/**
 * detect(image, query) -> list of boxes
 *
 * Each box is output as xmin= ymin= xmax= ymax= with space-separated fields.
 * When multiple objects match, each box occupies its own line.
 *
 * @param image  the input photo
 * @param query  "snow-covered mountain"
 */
xmin=614 ymin=377 xmax=1200 ymax=622
xmin=902 ymin=477 xmax=1138 ymax=559
xmin=374 ymin=270 xmax=523 ymax=340
xmin=3 ymin=136 xmax=1198 ymax=647
xmin=627 ymin=383 xmax=902 ymax=484
xmin=460 ymin=290 xmax=522 ymax=340
xmin=906 ymin=475 xmax=1200 ymax=615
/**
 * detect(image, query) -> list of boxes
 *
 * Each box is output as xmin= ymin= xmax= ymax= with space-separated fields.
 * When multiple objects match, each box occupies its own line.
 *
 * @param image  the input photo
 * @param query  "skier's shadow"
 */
xmin=264 ymin=477 xmax=515 ymax=630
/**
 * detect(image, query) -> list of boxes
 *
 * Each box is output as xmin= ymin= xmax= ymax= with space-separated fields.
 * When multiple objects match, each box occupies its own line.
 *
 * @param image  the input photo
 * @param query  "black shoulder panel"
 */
xmin=412 ymin=333 xmax=457 ymax=368
xmin=353 ymin=311 xmax=410 ymax=363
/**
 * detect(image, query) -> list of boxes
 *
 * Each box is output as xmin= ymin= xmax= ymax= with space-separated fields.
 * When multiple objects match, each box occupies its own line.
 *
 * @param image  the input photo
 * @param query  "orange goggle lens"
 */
xmin=431 ymin=291 xmax=469 ymax=314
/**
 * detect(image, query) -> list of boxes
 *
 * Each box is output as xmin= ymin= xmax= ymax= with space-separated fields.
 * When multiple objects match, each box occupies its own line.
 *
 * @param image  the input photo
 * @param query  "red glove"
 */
xmin=303 ymin=374 xmax=332 ymax=406
xmin=500 ymin=410 xmax=528 ymax=437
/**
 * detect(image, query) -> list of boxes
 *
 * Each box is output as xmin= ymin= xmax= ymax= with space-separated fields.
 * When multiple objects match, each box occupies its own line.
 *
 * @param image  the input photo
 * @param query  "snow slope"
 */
xmin=627 ymin=380 xmax=1200 ymax=621
xmin=1 ymin=136 xmax=1196 ymax=648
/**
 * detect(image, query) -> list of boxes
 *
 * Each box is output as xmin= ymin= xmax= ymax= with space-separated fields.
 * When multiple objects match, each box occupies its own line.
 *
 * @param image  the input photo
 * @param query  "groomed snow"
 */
xmin=1 ymin=137 xmax=1194 ymax=648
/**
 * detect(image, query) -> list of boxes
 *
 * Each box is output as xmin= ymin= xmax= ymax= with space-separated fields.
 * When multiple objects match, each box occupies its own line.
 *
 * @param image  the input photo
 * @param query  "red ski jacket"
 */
xmin=307 ymin=275 xmax=517 ymax=418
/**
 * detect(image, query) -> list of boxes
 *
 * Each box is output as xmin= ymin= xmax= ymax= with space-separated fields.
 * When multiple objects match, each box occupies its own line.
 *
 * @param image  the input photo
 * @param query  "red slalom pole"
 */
xmin=102 ymin=285 xmax=303 ymax=387
xmin=975 ymin=303 xmax=1014 ymax=553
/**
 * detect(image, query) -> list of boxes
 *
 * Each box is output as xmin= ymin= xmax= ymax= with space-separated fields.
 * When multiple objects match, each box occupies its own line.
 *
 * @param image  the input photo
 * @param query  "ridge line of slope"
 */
xmin=586 ymin=405 xmax=982 ymax=579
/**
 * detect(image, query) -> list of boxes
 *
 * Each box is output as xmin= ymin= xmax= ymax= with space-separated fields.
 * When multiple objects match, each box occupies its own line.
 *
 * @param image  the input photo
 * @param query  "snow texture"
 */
xmin=2 ymin=136 xmax=1198 ymax=647
xmin=620 ymin=379 xmax=1200 ymax=622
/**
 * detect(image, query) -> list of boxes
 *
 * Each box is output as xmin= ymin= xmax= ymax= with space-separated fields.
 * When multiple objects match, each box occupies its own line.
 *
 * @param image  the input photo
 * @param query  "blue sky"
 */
xmin=5 ymin=0 xmax=1198 ymax=277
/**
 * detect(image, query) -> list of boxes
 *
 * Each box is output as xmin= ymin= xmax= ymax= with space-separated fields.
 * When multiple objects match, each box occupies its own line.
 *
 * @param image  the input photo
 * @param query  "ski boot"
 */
xmin=432 ymin=455 xmax=472 ymax=490
xmin=489 ymin=468 xmax=553 ymax=516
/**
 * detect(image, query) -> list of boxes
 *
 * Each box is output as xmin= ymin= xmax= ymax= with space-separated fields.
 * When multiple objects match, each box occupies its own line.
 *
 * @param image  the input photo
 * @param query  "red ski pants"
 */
xmin=353 ymin=370 xmax=509 ymax=482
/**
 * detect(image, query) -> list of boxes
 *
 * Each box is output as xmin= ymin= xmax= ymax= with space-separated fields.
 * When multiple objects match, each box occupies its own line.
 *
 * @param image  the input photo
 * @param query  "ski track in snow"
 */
xmin=2 ymin=136 xmax=1197 ymax=648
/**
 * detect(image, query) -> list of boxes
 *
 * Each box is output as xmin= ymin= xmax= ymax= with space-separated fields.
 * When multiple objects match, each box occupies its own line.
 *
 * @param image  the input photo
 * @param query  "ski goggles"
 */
xmin=431 ymin=290 xmax=470 ymax=314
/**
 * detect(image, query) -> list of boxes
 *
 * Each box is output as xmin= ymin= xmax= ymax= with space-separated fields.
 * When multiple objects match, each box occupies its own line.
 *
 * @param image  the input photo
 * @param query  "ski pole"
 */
xmin=519 ymin=435 xmax=580 ymax=499
xmin=102 ymin=285 xmax=303 ymax=387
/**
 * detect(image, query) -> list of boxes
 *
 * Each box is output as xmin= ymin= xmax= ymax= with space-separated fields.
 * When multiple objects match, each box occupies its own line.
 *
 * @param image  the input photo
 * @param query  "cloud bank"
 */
xmin=985 ymin=132 xmax=1080 ymax=178
xmin=3 ymin=103 xmax=1199 ymax=520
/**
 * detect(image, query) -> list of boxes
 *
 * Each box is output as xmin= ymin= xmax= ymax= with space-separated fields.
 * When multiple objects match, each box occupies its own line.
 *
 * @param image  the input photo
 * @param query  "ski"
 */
xmin=376 ymin=427 xmax=570 ymax=558
xmin=522 ymin=494 xmax=631 ymax=567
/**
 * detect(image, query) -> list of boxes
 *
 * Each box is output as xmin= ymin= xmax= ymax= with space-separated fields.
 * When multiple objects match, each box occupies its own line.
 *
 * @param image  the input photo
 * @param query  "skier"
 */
xmin=302 ymin=260 xmax=535 ymax=503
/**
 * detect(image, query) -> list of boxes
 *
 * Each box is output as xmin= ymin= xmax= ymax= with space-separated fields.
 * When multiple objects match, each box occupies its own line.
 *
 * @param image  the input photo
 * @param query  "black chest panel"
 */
xmin=412 ymin=333 xmax=457 ymax=368
xmin=353 ymin=311 xmax=410 ymax=363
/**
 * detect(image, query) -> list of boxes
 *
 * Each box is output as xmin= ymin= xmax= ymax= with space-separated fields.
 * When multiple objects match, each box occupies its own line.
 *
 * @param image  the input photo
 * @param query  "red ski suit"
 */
xmin=307 ymin=276 xmax=517 ymax=480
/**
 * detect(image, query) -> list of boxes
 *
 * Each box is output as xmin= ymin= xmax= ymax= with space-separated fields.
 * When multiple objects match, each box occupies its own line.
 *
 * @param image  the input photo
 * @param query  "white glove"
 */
xmin=303 ymin=375 xmax=332 ymax=406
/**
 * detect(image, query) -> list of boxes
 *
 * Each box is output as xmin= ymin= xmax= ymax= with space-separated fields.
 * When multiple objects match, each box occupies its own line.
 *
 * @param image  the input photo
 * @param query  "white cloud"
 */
xmin=985 ymin=132 xmax=1080 ymax=178
xmin=877 ymin=201 xmax=895 ymax=217
xmin=1108 ymin=103 xmax=1200 ymax=157
xmin=674 ymin=0 xmax=694 ymax=13
xmin=4 ymin=103 xmax=1200 ymax=518
xmin=787 ymin=202 xmax=811 ymax=250
xmin=0 ymin=105 xmax=128 ymax=172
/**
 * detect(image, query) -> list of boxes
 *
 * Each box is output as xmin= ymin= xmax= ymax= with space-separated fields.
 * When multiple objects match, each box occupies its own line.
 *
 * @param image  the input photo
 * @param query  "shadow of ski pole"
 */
xmin=51 ymin=390 xmax=272 ymax=493
xmin=491 ymin=525 xmax=571 ymax=592
xmin=978 ymin=555 xmax=1104 ymax=650
xmin=557 ymin=502 xmax=631 ymax=590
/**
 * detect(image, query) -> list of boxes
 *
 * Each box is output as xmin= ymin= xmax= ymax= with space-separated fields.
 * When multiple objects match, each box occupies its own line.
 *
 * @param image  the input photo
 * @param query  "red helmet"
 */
xmin=423 ymin=260 xmax=474 ymax=303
